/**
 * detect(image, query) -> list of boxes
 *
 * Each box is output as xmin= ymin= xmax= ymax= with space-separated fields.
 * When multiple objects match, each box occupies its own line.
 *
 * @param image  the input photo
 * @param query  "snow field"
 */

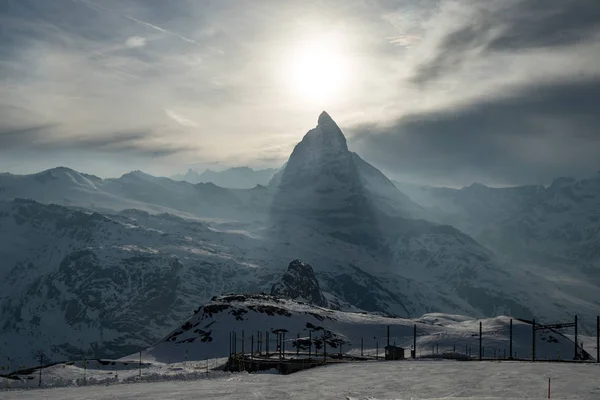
xmin=3 ymin=360 xmax=599 ymax=399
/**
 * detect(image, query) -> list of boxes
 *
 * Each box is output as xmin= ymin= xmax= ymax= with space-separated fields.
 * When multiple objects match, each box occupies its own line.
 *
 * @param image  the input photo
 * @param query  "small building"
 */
xmin=385 ymin=345 xmax=405 ymax=360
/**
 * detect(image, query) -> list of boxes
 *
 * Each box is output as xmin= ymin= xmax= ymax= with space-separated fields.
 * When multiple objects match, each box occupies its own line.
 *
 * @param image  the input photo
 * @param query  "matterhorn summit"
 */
xmin=270 ymin=111 xmax=423 ymax=231
xmin=309 ymin=110 xmax=349 ymax=151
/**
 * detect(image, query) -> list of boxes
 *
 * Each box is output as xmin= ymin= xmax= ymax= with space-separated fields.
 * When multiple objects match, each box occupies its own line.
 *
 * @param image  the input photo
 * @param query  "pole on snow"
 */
xmin=479 ymin=321 xmax=482 ymax=361
xmin=242 ymin=330 xmax=245 ymax=355
xmin=283 ymin=331 xmax=286 ymax=359
xmin=309 ymin=330 xmax=312 ymax=359
xmin=596 ymin=316 xmax=599 ymax=363
xmin=38 ymin=351 xmax=43 ymax=387
xmin=323 ymin=333 xmax=327 ymax=363
xmin=361 ymin=338 xmax=364 ymax=357
xmin=574 ymin=315 xmax=578 ymax=360
xmin=509 ymin=319 xmax=513 ymax=359
xmin=5 ymin=357 xmax=10 ymax=389
xmin=387 ymin=325 xmax=390 ymax=346
xmin=376 ymin=341 xmax=379 ymax=359
xmin=413 ymin=324 xmax=417 ymax=359
xmin=532 ymin=319 xmax=536 ymax=362
xmin=139 ymin=351 xmax=142 ymax=378
xmin=251 ymin=335 xmax=254 ymax=360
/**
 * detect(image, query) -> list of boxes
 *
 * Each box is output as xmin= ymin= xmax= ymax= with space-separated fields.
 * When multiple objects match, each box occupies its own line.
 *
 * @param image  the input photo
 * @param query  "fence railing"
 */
xmin=2 ymin=314 xmax=599 ymax=389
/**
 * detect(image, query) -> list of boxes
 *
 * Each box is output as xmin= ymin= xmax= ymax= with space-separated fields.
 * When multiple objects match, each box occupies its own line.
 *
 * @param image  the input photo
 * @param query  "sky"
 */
xmin=1 ymin=0 xmax=599 ymax=186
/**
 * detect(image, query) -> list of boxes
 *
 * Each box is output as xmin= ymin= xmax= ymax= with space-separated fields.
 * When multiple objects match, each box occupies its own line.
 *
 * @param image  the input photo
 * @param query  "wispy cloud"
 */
xmin=387 ymin=34 xmax=421 ymax=47
xmin=125 ymin=36 xmax=146 ymax=48
xmin=0 ymin=120 xmax=190 ymax=158
xmin=75 ymin=0 xmax=205 ymax=47
xmin=166 ymin=109 xmax=198 ymax=127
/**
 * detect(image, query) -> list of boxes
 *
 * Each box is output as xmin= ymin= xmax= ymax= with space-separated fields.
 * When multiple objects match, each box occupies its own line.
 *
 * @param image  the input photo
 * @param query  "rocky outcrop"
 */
xmin=271 ymin=260 xmax=328 ymax=307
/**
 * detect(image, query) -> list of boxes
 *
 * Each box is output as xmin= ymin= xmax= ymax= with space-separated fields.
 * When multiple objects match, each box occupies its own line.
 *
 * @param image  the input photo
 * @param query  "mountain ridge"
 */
xmin=171 ymin=166 xmax=278 ymax=188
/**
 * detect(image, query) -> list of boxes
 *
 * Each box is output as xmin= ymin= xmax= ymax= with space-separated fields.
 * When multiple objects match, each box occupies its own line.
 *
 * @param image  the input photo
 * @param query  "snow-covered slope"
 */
xmin=4 ymin=360 xmax=599 ymax=397
xmin=144 ymin=294 xmax=588 ymax=364
xmin=0 ymin=199 xmax=278 ymax=366
xmin=5 ymin=198 xmax=593 ymax=369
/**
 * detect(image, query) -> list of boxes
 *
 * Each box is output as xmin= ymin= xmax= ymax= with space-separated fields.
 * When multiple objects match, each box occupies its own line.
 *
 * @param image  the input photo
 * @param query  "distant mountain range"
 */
xmin=171 ymin=167 xmax=278 ymax=189
xmin=394 ymin=176 xmax=600 ymax=280
xmin=0 ymin=167 xmax=271 ymax=221
xmin=0 ymin=111 xmax=598 ymax=366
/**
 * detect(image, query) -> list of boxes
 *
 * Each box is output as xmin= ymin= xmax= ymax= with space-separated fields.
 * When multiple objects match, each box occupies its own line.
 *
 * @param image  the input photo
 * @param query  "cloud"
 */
xmin=410 ymin=0 xmax=600 ymax=86
xmin=165 ymin=109 xmax=198 ymax=127
xmin=350 ymin=77 xmax=600 ymax=186
xmin=387 ymin=35 xmax=422 ymax=47
xmin=0 ymin=124 xmax=61 ymax=147
xmin=0 ymin=120 xmax=190 ymax=158
xmin=125 ymin=36 xmax=146 ymax=48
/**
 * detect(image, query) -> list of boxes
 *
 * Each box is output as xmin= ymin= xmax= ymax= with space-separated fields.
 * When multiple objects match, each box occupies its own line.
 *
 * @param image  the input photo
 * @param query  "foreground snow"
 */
xmin=4 ymin=361 xmax=599 ymax=399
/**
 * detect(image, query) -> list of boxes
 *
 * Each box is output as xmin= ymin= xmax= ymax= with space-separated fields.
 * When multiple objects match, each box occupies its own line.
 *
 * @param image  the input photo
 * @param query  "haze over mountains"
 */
xmin=171 ymin=167 xmax=278 ymax=189
xmin=0 ymin=112 xmax=598 ymax=366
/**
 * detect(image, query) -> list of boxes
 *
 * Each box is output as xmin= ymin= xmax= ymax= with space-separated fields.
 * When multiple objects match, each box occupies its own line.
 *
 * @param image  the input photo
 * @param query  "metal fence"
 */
xmin=2 ymin=314 xmax=599 ymax=388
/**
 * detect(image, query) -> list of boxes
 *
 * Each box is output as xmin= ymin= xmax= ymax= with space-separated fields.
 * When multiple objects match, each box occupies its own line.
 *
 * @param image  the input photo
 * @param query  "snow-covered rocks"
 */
xmin=270 ymin=260 xmax=328 ymax=307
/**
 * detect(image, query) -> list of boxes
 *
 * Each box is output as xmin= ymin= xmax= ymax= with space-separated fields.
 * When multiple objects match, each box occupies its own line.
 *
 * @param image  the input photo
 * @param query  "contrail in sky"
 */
xmin=74 ymin=0 xmax=203 ymax=46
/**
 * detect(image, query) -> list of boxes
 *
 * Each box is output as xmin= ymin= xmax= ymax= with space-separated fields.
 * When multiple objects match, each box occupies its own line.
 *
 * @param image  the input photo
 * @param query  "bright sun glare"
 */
xmin=287 ymin=39 xmax=350 ymax=104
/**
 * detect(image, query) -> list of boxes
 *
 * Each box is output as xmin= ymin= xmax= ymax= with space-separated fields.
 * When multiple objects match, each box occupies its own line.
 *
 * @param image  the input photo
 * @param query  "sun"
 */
xmin=286 ymin=39 xmax=350 ymax=104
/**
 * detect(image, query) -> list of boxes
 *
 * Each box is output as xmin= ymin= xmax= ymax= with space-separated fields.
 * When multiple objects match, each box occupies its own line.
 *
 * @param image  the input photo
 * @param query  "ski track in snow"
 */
xmin=3 ymin=361 xmax=599 ymax=399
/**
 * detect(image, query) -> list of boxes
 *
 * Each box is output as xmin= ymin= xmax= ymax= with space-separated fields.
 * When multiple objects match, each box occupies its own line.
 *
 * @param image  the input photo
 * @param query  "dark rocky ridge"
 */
xmin=270 ymin=260 xmax=328 ymax=307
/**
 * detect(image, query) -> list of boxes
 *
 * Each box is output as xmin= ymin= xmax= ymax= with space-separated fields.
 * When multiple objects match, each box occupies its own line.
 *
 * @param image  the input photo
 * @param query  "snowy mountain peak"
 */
xmin=272 ymin=112 xmax=423 ymax=223
xmin=271 ymin=112 xmax=362 ymax=219
xmin=301 ymin=111 xmax=348 ymax=152
xmin=118 ymin=170 xmax=157 ymax=182
xmin=317 ymin=110 xmax=334 ymax=125
xmin=38 ymin=166 xmax=77 ymax=175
